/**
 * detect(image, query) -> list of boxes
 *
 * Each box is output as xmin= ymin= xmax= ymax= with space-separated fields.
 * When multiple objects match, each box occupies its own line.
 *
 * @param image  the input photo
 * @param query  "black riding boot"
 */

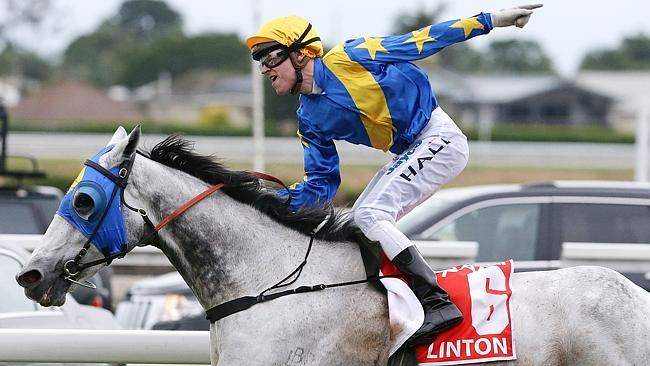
xmin=393 ymin=246 xmax=463 ymax=347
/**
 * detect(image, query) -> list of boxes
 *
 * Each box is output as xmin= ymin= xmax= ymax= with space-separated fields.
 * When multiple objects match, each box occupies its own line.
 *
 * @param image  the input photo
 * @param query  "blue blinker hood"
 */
xmin=56 ymin=146 xmax=127 ymax=256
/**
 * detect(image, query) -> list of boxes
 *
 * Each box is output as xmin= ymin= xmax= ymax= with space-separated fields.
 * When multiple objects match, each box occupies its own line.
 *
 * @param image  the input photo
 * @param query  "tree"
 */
xmin=390 ymin=5 xmax=556 ymax=74
xmin=0 ymin=0 xmax=54 ymax=82
xmin=0 ymin=43 xmax=51 ymax=81
xmin=482 ymin=39 xmax=554 ymax=74
xmin=263 ymin=79 xmax=299 ymax=131
xmin=61 ymin=0 xmax=185 ymax=87
xmin=581 ymin=34 xmax=650 ymax=70
xmin=0 ymin=0 xmax=53 ymax=50
xmin=61 ymin=22 xmax=137 ymax=86
xmin=115 ymin=0 xmax=183 ymax=43
xmin=392 ymin=3 xmax=447 ymax=35
xmin=390 ymin=3 xmax=484 ymax=72
xmin=118 ymin=33 xmax=250 ymax=87
xmin=61 ymin=0 xmax=252 ymax=88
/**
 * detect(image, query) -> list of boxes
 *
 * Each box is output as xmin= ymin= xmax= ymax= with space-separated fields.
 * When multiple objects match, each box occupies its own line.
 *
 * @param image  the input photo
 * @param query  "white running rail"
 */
xmin=0 ymin=329 xmax=210 ymax=364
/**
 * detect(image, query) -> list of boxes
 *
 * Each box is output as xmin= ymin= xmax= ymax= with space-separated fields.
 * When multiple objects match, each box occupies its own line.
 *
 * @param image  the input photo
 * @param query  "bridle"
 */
xmin=62 ymin=150 xmax=287 ymax=288
xmin=61 ymin=149 xmax=396 ymax=322
xmin=62 ymin=151 xmax=139 ymax=288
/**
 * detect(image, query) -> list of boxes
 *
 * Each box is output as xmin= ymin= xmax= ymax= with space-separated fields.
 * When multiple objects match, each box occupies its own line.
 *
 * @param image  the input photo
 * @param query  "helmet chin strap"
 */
xmin=284 ymin=23 xmax=319 ymax=95
xmin=289 ymin=53 xmax=304 ymax=95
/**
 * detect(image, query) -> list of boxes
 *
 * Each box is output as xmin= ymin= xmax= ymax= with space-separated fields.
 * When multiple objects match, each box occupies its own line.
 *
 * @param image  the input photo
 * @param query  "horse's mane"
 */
xmin=145 ymin=135 xmax=361 ymax=242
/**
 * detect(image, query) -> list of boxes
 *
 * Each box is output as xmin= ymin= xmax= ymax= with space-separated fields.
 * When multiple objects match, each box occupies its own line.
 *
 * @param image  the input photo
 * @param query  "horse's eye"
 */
xmin=73 ymin=191 xmax=95 ymax=220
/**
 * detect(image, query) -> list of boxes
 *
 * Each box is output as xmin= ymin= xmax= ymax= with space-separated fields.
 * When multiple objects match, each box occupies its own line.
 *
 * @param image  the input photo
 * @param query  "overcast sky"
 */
xmin=21 ymin=0 xmax=650 ymax=77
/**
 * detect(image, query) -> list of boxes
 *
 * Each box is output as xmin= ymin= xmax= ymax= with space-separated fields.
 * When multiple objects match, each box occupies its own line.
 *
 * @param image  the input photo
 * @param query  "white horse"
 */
xmin=16 ymin=127 xmax=650 ymax=365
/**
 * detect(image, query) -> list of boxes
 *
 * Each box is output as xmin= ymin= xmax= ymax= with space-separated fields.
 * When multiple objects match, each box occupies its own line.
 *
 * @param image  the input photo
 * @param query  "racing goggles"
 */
xmin=252 ymin=23 xmax=321 ymax=70
xmin=253 ymin=44 xmax=290 ymax=69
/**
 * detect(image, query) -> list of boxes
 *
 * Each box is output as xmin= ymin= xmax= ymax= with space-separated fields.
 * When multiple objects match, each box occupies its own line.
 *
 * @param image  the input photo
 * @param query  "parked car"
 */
xmin=0 ymin=178 xmax=114 ymax=311
xmin=115 ymin=271 xmax=204 ymax=330
xmin=398 ymin=180 xmax=650 ymax=290
xmin=152 ymin=314 xmax=209 ymax=331
xmin=0 ymin=184 xmax=62 ymax=234
xmin=115 ymin=180 xmax=650 ymax=328
xmin=0 ymin=242 xmax=120 ymax=329
xmin=70 ymin=267 xmax=114 ymax=311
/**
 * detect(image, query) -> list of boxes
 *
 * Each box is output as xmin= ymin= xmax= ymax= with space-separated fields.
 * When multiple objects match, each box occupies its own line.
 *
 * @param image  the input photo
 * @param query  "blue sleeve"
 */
xmin=345 ymin=12 xmax=493 ymax=63
xmin=276 ymin=127 xmax=341 ymax=211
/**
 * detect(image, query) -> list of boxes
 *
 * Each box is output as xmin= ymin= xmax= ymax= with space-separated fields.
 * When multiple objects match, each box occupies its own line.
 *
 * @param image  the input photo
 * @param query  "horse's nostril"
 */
xmin=16 ymin=269 xmax=43 ymax=288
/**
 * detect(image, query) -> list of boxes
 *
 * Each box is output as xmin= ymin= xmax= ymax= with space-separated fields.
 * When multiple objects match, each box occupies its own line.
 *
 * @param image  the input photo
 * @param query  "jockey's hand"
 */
xmin=490 ymin=4 xmax=543 ymax=28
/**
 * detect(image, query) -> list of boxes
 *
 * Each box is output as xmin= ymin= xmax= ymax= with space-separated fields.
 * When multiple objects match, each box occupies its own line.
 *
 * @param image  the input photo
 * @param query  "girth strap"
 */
xmin=205 ymin=284 xmax=327 ymax=322
xmin=205 ymin=275 xmax=394 ymax=322
xmin=205 ymin=230 xmax=400 ymax=323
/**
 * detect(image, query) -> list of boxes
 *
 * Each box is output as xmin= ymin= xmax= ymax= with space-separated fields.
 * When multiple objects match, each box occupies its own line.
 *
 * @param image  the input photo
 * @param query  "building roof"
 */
xmin=133 ymin=70 xmax=253 ymax=108
xmin=428 ymin=68 xmax=613 ymax=104
xmin=576 ymin=71 xmax=650 ymax=112
xmin=172 ymin=70 xmax=251 ymax=95
xmin=459 ymin=74 xmax=566 ymax=103
xmin=10 ymin=79 xmax=142 ymax=122
xmin=428 ymin=69 xmax=565 ymax=103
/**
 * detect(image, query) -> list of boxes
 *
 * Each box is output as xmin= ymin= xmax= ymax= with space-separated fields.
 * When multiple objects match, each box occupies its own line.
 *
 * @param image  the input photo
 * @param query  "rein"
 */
xmin=63 ymin=151 xmax=289 ymax=288
xmin=63 ymin=149 xmax=396 ymax=322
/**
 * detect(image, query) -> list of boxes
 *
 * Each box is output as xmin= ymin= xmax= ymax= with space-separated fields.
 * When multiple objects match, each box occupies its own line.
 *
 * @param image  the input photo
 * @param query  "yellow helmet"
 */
xmin=246 ymin=15 xmax=323 ymax=59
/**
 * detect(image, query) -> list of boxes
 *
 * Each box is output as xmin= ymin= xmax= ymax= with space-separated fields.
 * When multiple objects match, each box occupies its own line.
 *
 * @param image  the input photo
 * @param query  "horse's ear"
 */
xmin=123 ymin=126 xmax=141 ymax=158
xmin=107 ymin=126 xmax=128 ymax=147
xmin=102 ymin=126 xmax=141 ymax=168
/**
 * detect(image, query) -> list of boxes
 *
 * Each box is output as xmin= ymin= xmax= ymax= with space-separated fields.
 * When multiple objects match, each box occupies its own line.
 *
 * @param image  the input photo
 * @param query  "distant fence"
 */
xmin=5 ymin=235 xmax=650 ymax=274
xmin=7 ymin=133 xmax=645 ymax=169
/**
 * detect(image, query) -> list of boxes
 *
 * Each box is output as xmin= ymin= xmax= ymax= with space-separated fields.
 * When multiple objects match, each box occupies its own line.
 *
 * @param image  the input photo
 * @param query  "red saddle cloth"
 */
xmin=382 ymin=259 xmax=516 ymax=365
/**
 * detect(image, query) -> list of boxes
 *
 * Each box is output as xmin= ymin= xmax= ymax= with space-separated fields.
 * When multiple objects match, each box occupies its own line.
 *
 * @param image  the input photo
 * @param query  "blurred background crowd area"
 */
xmin=1 ymin=0 xmax=650 ymax=203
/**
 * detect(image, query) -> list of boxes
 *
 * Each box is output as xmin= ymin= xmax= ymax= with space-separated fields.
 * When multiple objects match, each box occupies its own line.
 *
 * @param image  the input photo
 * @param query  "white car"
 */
xmin=0 ymin=242 xmax=120 ymax=330
xmin=398 ymin=180 xmax=650 ymax=290
xmin=115 ymin=271 xmax=203 ymax=330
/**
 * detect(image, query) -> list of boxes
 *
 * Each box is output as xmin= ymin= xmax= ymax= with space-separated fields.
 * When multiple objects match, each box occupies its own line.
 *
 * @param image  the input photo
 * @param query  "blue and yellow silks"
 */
xmin=57 ymin=146 xmax=127 ymax=256
xmin=278 ymin=13 xmax=493 ymax=210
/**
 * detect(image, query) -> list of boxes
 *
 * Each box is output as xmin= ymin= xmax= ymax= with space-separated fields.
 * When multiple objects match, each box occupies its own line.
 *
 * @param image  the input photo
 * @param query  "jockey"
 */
xmin=246 ymin=5 xmax=542 ymax=346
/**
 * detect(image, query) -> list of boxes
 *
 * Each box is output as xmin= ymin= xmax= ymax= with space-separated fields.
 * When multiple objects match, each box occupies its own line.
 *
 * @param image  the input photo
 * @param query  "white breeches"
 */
xmin=352 ymin=107 xmax=469 ymax=260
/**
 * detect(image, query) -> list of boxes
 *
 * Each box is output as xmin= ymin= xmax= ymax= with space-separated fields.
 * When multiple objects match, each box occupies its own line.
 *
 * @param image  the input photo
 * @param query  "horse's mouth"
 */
xmin=41 ymin=288 xmax=66 ymax=307
xmin=25 ymin=281 xmax=68 ymax=307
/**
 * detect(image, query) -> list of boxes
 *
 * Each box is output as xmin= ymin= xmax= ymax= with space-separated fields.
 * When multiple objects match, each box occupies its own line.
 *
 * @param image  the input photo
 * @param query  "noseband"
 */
xmin=63 ymin=151 xmax=153 ymax=288
xmin=62 ymin=151 xmax=226 ymax=288
xmin=60 ymin=148 xmax=394 ymax=322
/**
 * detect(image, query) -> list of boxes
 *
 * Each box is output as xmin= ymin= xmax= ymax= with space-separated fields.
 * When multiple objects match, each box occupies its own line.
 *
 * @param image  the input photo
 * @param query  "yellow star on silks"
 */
xmin=355 ymin=37 xmax=389 ymax=60
xmin=449 ymin=17 xmax=484 ymax=39
xmin=405 ymin=26 xmax=437 ymax=54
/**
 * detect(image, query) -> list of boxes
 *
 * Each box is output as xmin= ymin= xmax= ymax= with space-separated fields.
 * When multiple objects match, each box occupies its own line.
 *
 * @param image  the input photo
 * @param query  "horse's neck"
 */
xmin=129 ymin=158 xmax=358 ymax=310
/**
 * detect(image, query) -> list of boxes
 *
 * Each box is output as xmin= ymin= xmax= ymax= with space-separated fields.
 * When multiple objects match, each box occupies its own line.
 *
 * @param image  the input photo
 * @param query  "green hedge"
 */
xmin=11 ymin=120 xmax=636 ymax=143
xmin=463 ymin=124 xmax=635 ymax=143
xmin=11 ymin=120 xmax=252 ymax=136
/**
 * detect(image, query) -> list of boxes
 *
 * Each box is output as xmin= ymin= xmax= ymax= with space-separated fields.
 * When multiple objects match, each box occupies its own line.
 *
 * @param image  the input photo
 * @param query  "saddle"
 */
xmin=353 ymin=232 xmax=517 ymax=366
xmin=352 ymin=230 xmax=386 ymax=293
